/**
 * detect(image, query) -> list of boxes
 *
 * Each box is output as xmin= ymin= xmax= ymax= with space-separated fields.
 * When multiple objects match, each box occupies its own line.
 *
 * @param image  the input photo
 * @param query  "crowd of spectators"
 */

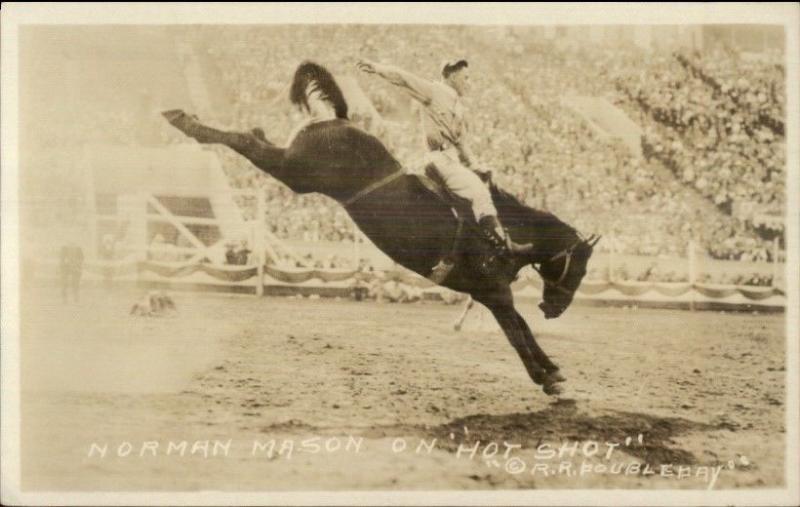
xmin=611 ymin=47 xmax=785 ymax=260
xmin=32 ymin=26 xmax=785 ymax=287
xmin=191 ymin=26 xmax=784 ymax=267
xmin=679 ymin=48 xmax=785 ymax=135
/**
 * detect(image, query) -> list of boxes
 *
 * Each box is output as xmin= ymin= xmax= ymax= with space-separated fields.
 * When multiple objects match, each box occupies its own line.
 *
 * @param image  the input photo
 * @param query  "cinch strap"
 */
xmin=343 ymin=170 xmax=405 ymax=208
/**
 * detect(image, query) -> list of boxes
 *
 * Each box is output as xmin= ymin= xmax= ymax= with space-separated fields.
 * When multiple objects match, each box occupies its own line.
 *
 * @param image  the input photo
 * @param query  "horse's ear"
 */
xmin=586 ymin=234 xmax=601 ymax=248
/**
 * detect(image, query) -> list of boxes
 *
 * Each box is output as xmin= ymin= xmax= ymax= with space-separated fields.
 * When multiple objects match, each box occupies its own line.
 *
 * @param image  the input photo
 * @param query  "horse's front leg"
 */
xmin=478 ymin=288 xmax=557 ymax=395
xmin=491 ymin=304 xmax=559 ymax=394
xmin=514 ymin=310 xmax=565 ymax=386
xmin=162 ymin=110 xmax=285 ymax=174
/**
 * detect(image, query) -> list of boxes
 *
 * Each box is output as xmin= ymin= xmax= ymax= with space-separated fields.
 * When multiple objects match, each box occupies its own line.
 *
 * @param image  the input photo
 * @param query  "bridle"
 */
xmin=532 ymin=233 xmax=600 ymax=296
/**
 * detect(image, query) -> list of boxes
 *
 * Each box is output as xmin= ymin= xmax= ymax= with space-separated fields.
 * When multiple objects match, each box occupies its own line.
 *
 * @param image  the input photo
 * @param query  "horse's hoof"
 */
xmin=162 ymin=110 xmax=211 ymax=142
xmin=543 ymin=381 xmax=563 ymax=396
xmin=162 ymin=109 xmax=201 ymax=127
xmin=162 ymin=109 xmax=186 ymax=123
xmin=547 ymin=370 xmax=567 ymax=383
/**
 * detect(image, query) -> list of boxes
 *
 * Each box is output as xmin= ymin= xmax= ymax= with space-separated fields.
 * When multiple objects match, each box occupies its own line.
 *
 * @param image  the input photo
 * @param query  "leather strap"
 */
xmin=343 ymin=170 xmax=405 ymax=208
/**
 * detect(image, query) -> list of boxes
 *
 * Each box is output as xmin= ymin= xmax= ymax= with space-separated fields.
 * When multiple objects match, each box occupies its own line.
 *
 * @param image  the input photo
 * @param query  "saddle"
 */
xmin=417 ymin=164 xmax=474 ymax=219
xmin=414 ymin=164 xmax=509 ymax=283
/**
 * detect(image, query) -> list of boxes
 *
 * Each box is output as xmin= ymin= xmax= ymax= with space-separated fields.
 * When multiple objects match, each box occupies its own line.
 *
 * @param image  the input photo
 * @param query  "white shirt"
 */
xmin=372 ymin=63 xmax=471 ymax=161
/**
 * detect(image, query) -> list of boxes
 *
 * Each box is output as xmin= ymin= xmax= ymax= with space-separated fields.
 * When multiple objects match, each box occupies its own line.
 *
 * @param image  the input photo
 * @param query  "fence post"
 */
xmin=255 ymin=191 xmax=264 ymax=297
xmin=772 ymin=237 xmax=780 ymax=287
xmin=688 ymin=240 xmax=696 ymax=311
xmin=137 ymin=191 xmax=148 ymax=286
xmin=140 ymin=192 xmax=149 ymax=262
xmin=353 ymin=220 xmax=360 ymax=268
xmin=608 ymin=235 xmax=615 ymax=283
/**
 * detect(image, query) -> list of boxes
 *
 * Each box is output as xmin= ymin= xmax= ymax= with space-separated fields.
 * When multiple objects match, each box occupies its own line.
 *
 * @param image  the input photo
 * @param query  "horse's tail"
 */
xmin=290 ymin=61 xmax=349 ymax=120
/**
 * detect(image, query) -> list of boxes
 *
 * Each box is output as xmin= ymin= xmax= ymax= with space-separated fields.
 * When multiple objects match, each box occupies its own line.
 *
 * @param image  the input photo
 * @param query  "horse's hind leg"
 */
xmin=162 ymin=110 xmax=284 ymax=172
xmin=453 ymin=296 xmax=474 ymax=331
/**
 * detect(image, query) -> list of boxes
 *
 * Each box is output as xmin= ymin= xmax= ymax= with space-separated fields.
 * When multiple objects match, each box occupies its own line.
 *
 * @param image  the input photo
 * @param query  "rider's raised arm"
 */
xmin=360 ymin=61 xmax=440 ymax=107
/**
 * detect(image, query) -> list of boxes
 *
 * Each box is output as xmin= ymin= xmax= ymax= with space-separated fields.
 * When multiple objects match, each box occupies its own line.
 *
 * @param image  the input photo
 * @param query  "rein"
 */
xmin=343 ymin=169 xmax=405 ymax=208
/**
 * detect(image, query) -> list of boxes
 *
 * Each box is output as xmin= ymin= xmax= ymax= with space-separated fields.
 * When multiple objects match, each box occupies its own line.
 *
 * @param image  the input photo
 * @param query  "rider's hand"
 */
xmin=356 ymin=60 xmax=377 ymax=74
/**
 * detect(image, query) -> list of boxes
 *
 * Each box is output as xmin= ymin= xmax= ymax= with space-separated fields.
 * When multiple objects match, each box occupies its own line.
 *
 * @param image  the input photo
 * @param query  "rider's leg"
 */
xmin=468 ymin=180 xmax=534 ymax=255
xmin=478 ymin=216 xmax=535 ymax=256
xmin=427 ymin=152 xmax=533 ymax=256
xmin=473 ymin=206 xmax=535 ymax=257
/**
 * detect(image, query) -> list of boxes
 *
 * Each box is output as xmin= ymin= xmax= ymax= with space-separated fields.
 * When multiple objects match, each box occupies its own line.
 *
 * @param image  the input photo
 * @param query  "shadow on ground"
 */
xmin=258 ymin=399 xmax=720 ymax=465
xmin=424 ymin=399 xmax=716 ymax=465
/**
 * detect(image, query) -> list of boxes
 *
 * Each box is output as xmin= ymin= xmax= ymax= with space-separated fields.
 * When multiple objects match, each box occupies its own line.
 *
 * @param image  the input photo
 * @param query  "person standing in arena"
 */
xmin=356 ymin=58 xmax=534 ymax=267
xmin=59 ymin=240 xmax=84 ymax=303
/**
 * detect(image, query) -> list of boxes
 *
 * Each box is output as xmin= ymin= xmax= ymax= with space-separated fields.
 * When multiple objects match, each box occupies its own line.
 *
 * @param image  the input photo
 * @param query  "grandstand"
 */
xmin=20 ymin=24 xmax=786 ymax=294
xmin=193 ymin=25 xmax=784 ymax=268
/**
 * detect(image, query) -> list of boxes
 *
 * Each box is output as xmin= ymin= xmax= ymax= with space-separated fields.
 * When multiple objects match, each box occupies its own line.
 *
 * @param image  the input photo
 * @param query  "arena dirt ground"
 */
xmin=20 ymin=286 xmax=786 ymax=491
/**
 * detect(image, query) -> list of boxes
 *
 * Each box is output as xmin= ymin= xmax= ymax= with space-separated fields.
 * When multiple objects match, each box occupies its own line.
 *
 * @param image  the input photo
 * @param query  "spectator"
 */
xmin=59 ymin=241 xmax=84 ymax=303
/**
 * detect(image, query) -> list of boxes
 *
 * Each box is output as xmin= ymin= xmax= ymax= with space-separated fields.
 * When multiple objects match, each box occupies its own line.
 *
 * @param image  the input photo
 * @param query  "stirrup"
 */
xmin=429 ymin=258 xmax=455 ymax=284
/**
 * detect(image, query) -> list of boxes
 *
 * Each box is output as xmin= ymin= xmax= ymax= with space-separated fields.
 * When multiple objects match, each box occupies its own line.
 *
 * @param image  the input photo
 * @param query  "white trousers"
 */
xmin=425 ymin=149 xmax=497 ymax=221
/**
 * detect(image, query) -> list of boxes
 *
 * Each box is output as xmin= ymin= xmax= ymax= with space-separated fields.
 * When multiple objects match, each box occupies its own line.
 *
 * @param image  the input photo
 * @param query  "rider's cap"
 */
xmin=441 ymin=58 xmax=469 ymax=78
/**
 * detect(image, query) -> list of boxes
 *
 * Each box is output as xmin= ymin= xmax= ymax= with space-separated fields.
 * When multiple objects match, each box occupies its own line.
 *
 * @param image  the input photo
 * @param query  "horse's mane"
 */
xmin=489 ymin=183 xmax=578 ymax=248
xmin=290 ymin=61 xmax=349 ymax=120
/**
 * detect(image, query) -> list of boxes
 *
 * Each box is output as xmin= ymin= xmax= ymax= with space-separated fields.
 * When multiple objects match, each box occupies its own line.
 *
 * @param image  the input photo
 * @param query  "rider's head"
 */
xmin=442 ymin=59 xmax=470 ymax=96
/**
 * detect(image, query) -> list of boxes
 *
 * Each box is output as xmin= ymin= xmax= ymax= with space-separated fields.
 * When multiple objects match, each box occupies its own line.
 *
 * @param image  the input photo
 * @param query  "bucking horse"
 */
xmin=162 ymin=61 xmax=599 ymax=396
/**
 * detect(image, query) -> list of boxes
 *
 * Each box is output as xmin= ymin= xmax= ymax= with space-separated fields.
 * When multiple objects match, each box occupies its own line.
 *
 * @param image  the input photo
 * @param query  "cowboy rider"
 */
xmin=356 ymin=58 xmax=533 ymax=259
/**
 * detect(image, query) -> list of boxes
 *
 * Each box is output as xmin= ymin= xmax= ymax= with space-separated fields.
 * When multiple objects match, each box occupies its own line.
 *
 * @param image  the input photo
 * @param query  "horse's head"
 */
xmin=537 ymin=233 xmax=600 ymax=319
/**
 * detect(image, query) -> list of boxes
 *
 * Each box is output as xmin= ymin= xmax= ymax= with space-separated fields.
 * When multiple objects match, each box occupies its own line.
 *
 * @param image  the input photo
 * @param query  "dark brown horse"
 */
xmin=162 ymin=61 xmax=598 ymax=396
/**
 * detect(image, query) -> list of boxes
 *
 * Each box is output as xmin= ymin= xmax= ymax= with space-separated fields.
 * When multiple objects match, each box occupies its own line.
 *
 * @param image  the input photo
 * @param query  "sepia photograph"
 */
xmin=1 ymin=3 xmax=798 ymax=506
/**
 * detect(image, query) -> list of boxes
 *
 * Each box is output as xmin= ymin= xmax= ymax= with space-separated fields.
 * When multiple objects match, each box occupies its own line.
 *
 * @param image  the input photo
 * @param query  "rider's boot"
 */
xmin=478 ymin=215 xmax=535 ymax=257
